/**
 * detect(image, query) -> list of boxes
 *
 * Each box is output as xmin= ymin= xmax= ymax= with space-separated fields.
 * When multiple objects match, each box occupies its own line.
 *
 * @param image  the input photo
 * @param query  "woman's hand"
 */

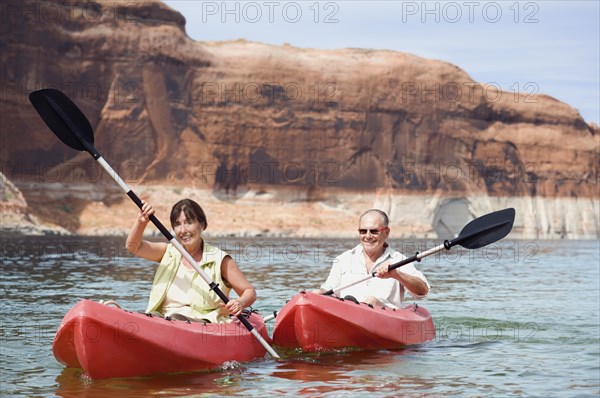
xmin=138 ymin=201 xmax=155 ymax=223
xmin=220 ymin=298 xmax=244 ymax=317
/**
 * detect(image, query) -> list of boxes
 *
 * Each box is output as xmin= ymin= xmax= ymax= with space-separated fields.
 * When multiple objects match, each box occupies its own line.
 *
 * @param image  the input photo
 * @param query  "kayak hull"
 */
xmin=272 ymin=292 xmax=435 ymax=351
xmin=52 ymin=300 xmax=270 ymax=379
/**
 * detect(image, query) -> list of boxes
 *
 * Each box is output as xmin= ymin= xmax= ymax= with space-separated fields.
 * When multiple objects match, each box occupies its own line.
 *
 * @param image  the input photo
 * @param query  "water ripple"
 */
xmin=0 ymin=237 xmax=598 ymax=397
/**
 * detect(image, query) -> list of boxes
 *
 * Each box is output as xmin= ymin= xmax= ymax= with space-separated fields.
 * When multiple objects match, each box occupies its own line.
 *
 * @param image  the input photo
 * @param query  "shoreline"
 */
xmin=2 ymin=183 xmax=599 ymax=240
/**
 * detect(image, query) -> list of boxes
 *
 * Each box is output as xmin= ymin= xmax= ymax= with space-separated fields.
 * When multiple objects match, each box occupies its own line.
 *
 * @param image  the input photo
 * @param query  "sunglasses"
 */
xmin=358 ymin=227 xmax=388 ymax=235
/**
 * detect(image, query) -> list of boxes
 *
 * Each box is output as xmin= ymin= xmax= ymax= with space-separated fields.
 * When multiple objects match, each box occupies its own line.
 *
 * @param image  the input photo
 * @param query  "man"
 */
xmin=313 ymin=209 xmax=429 ymax=308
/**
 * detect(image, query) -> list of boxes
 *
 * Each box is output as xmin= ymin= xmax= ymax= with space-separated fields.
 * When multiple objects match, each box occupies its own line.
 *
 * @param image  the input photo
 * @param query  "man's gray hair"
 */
xmin=359 ymin=209 xmax=389 ymax=227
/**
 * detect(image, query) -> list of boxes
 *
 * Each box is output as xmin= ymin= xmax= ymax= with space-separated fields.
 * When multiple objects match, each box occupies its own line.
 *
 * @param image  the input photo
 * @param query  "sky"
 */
xmin=163 ymin=0 xmax=600 ymax=125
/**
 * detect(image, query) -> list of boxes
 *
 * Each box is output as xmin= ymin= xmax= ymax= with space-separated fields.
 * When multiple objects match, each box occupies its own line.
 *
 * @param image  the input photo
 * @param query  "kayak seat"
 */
xmin=143 ymin=311 xmax=207 ymax=324
xmin=144 ymin=311 xmax=164 ymax=318
xmin=167 ymin=313 xmax=197 ymax=323
xmin=141 ymin=310 xmax=257 ymax=323
xmin=343 ymin=295 xmax=360 ymax=305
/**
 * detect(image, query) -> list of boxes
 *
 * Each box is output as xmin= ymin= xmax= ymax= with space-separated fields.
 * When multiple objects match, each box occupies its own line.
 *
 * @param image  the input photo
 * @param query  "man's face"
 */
xmin=358 ymin=212 xmax=389 ymax=254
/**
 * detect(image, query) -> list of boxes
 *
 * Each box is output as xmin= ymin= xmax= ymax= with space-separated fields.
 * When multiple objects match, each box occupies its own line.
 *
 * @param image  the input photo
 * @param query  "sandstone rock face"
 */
xmin=1 ymin=0 xmax=598 ymax=238
xmin=0 ymin=172 xmax=27 ymax=213
xmin=0 ymin=172 xmax=69 ymax=235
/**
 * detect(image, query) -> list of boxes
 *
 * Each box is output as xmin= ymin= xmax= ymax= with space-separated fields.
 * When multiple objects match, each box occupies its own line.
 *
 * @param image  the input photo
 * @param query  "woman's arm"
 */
xmin=125 ymin=201 xmax=167 ymax=262
xmin=220 ymin=256 xmax=257 ymax=316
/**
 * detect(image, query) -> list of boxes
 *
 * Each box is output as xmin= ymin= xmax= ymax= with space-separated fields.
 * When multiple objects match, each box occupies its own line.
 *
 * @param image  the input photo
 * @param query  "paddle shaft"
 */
xmin=323 ymin=217 xmax=512 ymax=296
xmin=40 ymin=93 xmax=280 ymax=358
xmin=263 ymin=237 xmax=479 ymax=320
xmin=263 ymin=241 xmax=445 ymax=321
xmin=257 ymin=210 xmax=515 ymax=321
xmin=98 ymin=156 xmax=279 ymax=357
xmin=321 ymin=241 xmax=445 ymax=296
xmin=265 ymin=243 xmax=444 ymax=320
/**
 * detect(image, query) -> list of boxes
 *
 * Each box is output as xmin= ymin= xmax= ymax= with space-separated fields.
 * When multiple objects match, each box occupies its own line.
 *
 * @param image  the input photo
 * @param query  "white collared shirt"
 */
xmin=320 ymin=243 xmax=429 ymax=308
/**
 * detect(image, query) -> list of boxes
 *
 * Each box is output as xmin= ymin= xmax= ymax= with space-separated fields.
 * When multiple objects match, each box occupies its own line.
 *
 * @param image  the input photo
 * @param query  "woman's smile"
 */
xmin=173 ymin=212 xmax=203 ymax=252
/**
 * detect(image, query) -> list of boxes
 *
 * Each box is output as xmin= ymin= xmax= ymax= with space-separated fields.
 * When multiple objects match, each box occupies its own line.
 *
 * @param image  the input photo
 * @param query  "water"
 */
xmin=1 ymin=236 xmax=598 ymax=397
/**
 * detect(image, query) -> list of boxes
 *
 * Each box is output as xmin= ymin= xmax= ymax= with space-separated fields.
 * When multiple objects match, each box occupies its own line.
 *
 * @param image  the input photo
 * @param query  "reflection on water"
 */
xmin=1 ymin=236 xmax=599 ymax=397
xmin=54 ymin=367 xmax=235 ymax=398
xmin=52 ymin=350 xmax=435 ymax=397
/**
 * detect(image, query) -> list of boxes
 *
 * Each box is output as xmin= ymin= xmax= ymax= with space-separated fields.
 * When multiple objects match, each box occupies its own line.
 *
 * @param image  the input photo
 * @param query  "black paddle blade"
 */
xmin=29 ymin=88 xmax=94 ymax=152
xmin=452 ymin=208 xmax=516 ymax=249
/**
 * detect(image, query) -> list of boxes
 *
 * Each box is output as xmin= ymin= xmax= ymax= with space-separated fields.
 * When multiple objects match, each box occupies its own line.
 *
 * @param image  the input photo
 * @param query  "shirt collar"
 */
xmin=353 ymin=242 xmax=394 ymax=264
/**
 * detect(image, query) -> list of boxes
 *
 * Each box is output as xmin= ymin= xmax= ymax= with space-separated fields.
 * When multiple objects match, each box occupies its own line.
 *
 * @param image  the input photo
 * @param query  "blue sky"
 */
xmin=164 ymin=0 xmax=599 ymax=125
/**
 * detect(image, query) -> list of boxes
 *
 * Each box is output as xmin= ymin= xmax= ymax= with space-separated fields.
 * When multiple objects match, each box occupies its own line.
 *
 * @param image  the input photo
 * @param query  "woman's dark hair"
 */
xmin=170 ymin=199 xmax=208 ymax=230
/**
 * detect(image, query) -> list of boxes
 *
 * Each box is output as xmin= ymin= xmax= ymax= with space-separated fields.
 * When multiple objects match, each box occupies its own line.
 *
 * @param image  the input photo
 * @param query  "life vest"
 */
xmin=145 ymin=241 xmax=232 ymax=323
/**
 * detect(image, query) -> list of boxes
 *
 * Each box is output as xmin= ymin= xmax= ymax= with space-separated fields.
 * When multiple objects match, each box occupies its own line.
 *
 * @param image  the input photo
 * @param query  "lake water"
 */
xmin=1 ymin=236 xmax=598 ymax=397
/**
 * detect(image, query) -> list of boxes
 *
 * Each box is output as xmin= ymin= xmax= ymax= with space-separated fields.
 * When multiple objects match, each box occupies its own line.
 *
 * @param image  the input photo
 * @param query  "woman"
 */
xmin=126 ymin=198 xmax=256 ymax=323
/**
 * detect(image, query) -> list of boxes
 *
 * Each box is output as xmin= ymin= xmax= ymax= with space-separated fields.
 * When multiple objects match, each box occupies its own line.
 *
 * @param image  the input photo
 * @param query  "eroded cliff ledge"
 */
xmin=1 ymin=0 xmax=598 ymax=238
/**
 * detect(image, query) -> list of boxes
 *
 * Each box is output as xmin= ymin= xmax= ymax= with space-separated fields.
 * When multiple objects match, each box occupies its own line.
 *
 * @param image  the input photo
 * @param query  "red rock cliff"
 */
xmin=1 ymin=0 xmax=598 ymax=238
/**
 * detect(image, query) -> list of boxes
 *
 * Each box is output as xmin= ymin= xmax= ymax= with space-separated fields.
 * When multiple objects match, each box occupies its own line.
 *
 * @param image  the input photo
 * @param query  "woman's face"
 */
xmin=173 ymin=211 xmax=203 ymax=252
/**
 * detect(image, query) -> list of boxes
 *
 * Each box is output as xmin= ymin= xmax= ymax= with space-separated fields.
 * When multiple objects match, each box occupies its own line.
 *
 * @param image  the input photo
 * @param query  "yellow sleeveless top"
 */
xmin=145 ymin=241 xmax=232 ymax=323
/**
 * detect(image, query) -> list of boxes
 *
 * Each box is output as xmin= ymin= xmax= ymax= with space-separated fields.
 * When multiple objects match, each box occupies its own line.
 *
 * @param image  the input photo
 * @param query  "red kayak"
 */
xmin=53 ymin=300 xmax=271 ymax=379
xmin=272 ymin=292 xmax=435 ymax=351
